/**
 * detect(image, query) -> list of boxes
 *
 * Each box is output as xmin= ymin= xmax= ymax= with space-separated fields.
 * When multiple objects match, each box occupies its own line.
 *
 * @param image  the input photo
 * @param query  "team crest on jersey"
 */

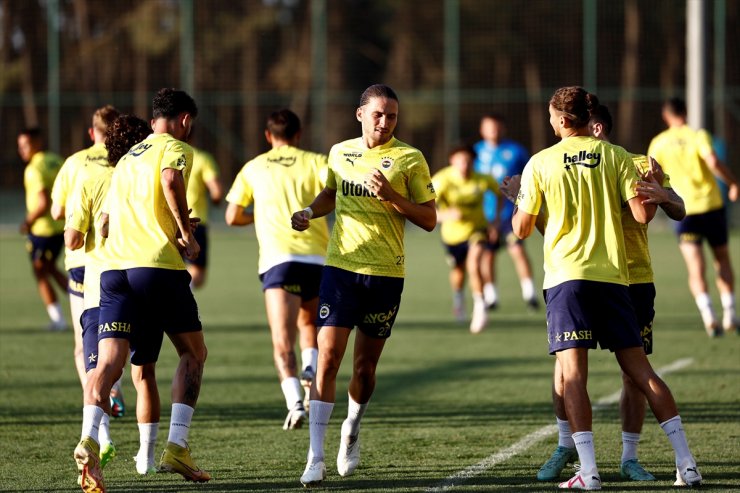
xmin=319 ymin=303 xmax=331 ymax=319
xmin=380 ymin=157 xmax=394 ymax=169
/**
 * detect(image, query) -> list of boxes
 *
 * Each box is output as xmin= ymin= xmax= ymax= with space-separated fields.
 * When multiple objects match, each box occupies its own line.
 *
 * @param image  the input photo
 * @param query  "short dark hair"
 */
xmin=18 ymin=127 xmax=42 ymax=139
xmin=105 ymin=114 xmax=152 ymax=166
xmin=266 ymin=109 xmax=301 ymax=140
xmin=589 ymin=104 xmax=613 ymax=136
xmin=481 ymin=113 xmax=506 ymax=125
xmin=448 ymin=143 xmax=475 ymax=160
xmin=152 ymin=88 xmax=198 ymax=119
xmin=359 ymin=84 xmax=399 ymax=107
xmin=663 ymin=97 xmax=687 ymax=117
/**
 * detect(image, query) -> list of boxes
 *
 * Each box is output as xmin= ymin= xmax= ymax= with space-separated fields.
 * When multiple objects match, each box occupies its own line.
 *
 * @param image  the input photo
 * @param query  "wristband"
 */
xmin=303 ymin=206 xmax=314 ymax=219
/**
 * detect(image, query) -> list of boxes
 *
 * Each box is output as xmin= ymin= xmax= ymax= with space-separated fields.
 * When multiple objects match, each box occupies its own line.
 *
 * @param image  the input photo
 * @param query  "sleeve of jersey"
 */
xmin=25 ymin=167 xmax=45 ymax=194
xmin=516 ymin=162 xmax=541 ymax=215
xmin=407 ymin=153 xmax=436 ymax=203
xmin=67 ymin=183 xmax=91 ymax=233
xmin=619 ymin=150 xmax=639 ymax=202
xmin=695 ymin=129 xmax=714 ymax=157
xmin=161 ymin=140 xmax=189 ymax=172
xmin=51 ymin=159 xmax=71 ymax=204
xmin=201 ymin=154 xmax=220 ymax=181
xmin=225 ymin=168 xmax=253 ymax=208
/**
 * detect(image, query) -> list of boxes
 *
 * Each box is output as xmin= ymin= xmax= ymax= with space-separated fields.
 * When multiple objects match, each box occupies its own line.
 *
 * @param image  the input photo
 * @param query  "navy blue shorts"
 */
xmin=26 ymin=234 xmax=63 ymax=262
xmin=629 ymin=283 xmax=656 ymax=355
xmin=81 ymin=307 xmax=101 ymax=372
xmin=260 ymin=261 xmax=323 ymax=301
xmin=68 ymin=266 xmax=85 ymax=298
xmin=317 ymin=266 xmax=404 ymax=339
xmin=444 ymin=242 xmax=469 ymax=268
xmin=544 ymin=280 xmax=642 ymax=354
xmin=184 ymin=224 xmax=208 ymax=267
xmin=677 ymin=207 xmax=728 ymax=247
xmin=99 ymin=268 xmax=201 ymax=365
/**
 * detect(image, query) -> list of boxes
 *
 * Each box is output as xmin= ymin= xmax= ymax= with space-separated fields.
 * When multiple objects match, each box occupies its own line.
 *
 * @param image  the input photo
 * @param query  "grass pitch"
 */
xmin=0 ymin=226 xmax=738 ymax=492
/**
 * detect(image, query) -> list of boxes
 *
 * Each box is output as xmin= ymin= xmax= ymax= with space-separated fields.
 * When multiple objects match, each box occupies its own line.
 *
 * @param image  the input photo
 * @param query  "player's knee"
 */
xmin=352 ymin=360 xmax=378 ymax=387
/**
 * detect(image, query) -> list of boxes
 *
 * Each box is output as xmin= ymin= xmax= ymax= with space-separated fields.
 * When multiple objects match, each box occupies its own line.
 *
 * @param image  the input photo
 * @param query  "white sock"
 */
xmin=695 ymin=293 xmax=717 ymax=326
xmin=720 ymin=292 xmax=736 ymax=320
xmin=521 ymin=277 xmax=535 ymax=301
xmin=573 ymin=431 xmax=598 ymax=476
xmin=483 ymin=283 xmax=497 ymax=305
xmin=136 ymin=423 xmax=159 ymax=473
xmin=621 ymin=431 xmax=640 ymax=463
xmin=307 ymin=400 xmax=334 ymax=463
xmin=167 ymin=403 xmax=194 ymax=447
xmin=98 ymin=413 xmax=112 ymax=446
xmin=557 ymin=417 xmax=574 ymax=448
xmin=341 ymin=394 xmax=368 ymax=437
xmin=46 ymin=302 xmax=65 ymax=324
xmin=660 ymin=415 xmax=693 ymax=467
xmin=81 ymin=405 xmax=104 ymax=443
xmin=281 ymin=377 xmax=303 ymax=409
xmin=301 ymin=347 xmax=318 ymax=372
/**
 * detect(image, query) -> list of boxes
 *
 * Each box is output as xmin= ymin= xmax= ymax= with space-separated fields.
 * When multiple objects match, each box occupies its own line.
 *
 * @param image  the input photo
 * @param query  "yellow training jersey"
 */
xmin=103 ymin=133 xmax=193 ymax=271
xmin=24 ymin=151 xmax=64 ymax=237
xmin=620 ymin=154 xmax=672 ymax=285
xmin=67 ymin=168 xmax=114 ymax=309
xmin=647 ymin=125 xmax=722 ymax=215
xmin=325 ymin=137 xmax=436 ymax=278
xmin=517 ymin=136 xmax=639 ymax=289
xmin=53 ymin=142 xmax=110 ymax=270
xmin=226 ymin=145 xmax=329 ymax=274
xmin=432 ymin=166 xmax=499 ymax=245
xmin=186 ymin=147 xmax=220 ymax=225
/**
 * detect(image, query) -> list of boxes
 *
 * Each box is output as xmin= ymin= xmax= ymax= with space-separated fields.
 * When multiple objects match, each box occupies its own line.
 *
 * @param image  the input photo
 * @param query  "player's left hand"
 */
xmin=636 ymin=175 xmax=669 ymax=205
xmin=500 ymin=175 xmax=521 ymax=203
xmin=643 ymin=156 xmax=665 ymax=184
xmin=178 ymin=234 xmax=200 ymax=260
xmin=364 ymin=170 xmax=395 ymax=202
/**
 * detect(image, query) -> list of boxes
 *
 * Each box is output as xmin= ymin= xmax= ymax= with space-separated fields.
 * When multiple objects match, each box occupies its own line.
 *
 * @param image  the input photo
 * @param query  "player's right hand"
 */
xmin=178 ymin=235 xmax=200 ymax=260
xmin=291 ymin=210 xmax=310 ymax=231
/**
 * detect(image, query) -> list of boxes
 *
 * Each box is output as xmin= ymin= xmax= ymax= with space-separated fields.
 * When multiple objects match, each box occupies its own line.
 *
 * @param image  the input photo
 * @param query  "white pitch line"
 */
xmin=426 ymin=357 xmax=694 ymax=492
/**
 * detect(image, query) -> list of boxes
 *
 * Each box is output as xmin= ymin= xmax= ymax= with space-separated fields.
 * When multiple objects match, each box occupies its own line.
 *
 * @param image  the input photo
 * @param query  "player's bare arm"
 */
xmin=224 ymin=202 xmax=255 ymax=226
xmin=512 ymin=207 xmax=537 ymax=239
xmin=364 ymin=169 xmax=436 ymax=231
xmin=51 ymin=202 xmax=65 ymax=221
xmin=64 ymin=228 xmax=85 ymax=250
xmin=627 ymin=195 xmax=657 ymax=224
xmin=161 ymin=167 xmax=200 ymax=260
xmin=703 ymin=151 xmax=739 ymax=202
xmin=291 ymin=186 xmax=337 ymax=231
xmin=206 ymin=178 xmax=224 ymax=206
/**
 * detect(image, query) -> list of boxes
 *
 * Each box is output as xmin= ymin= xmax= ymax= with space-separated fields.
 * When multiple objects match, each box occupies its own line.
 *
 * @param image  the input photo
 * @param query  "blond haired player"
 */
xmin=51 ymin=105 xmax=127 ymax=416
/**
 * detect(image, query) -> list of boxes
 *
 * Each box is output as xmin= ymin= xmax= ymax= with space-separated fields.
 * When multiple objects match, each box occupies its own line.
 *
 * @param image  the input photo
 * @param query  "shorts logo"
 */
xmin=319 ymin=303 xmax=331 ymax=319
xmin=559 ymin=330 xmax=592 ymax=341
xmin=363 ymin=305 xmax=398 ymax=325
xmin=98 ymin=321 xmax=131 ymax=334
xmin=283 ymin=283 xmax=302 ymax=294
xmin=380 ymin=157 xmax=393 ymax=169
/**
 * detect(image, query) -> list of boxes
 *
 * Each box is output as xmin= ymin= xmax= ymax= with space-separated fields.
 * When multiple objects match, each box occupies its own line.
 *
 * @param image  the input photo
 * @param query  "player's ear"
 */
xmin=356 ymin=107 xmax=363 ymax=122
xmin=181 ymin=112 xmax=192 ymax=130
xmin=264 ymin=130 xmax=272 ymax=144
xmin=88 ymin=127 xmax=95 ymax=142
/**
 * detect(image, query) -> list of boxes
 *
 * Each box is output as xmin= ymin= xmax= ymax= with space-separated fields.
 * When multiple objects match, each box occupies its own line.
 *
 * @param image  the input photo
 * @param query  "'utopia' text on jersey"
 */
xmin=563 ymin=151 xmax=601 ymax=169
xmin=341 ymin=179 xmax=377 ymax=198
